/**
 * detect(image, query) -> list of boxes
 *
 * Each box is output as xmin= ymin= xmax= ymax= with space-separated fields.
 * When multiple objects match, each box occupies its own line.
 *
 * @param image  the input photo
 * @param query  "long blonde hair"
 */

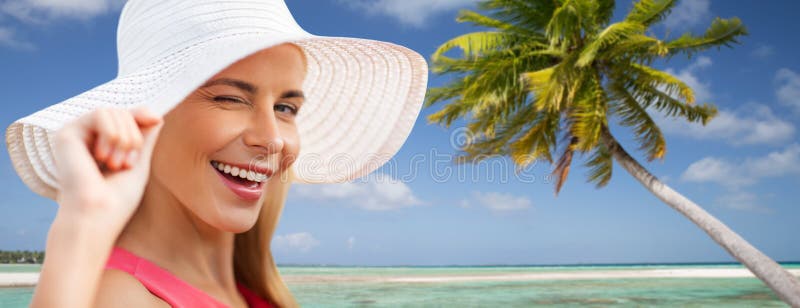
xmin=233 ymin=169 xmax=299 ymax=307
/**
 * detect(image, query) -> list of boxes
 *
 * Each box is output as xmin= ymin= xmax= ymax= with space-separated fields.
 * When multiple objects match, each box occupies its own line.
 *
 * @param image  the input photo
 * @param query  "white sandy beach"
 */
xmin=2 ymin=268 xmax=799 ymax=287
xmin=0 ymin=273 xmax=39 ymax=287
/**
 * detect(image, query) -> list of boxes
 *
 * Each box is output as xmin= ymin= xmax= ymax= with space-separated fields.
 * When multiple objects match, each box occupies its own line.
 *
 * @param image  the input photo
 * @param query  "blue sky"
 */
xmin=1 ymin=0 xmax=799 ymax=266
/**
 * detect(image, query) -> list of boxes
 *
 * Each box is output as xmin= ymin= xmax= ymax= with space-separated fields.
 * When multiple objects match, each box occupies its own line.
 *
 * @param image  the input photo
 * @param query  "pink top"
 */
xmin=104 ymin=246 xmax=275 ymax=308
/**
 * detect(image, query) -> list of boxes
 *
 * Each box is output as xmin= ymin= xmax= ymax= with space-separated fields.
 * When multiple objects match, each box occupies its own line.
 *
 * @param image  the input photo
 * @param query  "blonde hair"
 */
xmin=233 ymin=169 xmax=299 ymax=307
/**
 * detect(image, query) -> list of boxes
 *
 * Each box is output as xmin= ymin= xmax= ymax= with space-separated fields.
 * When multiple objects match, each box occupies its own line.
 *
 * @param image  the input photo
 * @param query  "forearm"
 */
xmin=30 ymin=209 xmax=119 ymax=308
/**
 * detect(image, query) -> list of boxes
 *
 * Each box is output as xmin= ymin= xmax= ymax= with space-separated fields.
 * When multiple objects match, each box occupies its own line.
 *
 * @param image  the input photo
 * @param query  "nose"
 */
xmin=243 ymin=106 xmax=284 ymax=155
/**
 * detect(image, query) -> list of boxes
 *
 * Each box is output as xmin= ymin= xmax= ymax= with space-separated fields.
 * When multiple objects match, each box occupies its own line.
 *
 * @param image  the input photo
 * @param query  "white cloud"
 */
xmin=292 ymin=173 xmax=424 ymax=211
xmin=337 ymin=0 xmax=475 ymax=28
xmin=655 ymin=103 xmax=795 ymax=146
xmin=681 ymin=143 xmax=800 ymax=188
xmin=752 ymin=44 xmax=775 ymax=59
xmin=461 ymin=191 xmax=532 ymax=213
xmin=0 ymin=0 xmax=125 ymax=50
xmin=654 ymin=58 xmax=795 ymax=146
xmin=0 ymin=0 xmax=125 ymax=23
xmin=681 ymin=144 xmax=800 ymax=213
xmin=681 ymin=157 xmax=752 ymax=187
xmin=0 ymin=26 xmax=33 ymax=50
xmin=347 ymin=236 xmax=355 ymax=250
xmin=665 ymin=56 xmax=713 ymax=103
xmin=716 ymin=192 xmax=772 ymax=213
xmin=776 ymin=68 xmax=800 ymax=114
xmin=272 ymin=232 xmax=320 ymax=253
xmin=663 ymin=0 xmax=711 ymax=30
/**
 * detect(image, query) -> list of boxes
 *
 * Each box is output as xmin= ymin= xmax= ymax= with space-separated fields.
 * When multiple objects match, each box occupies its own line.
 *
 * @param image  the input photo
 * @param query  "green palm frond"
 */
xmin=546 ymin=0 xmax=583 ymax=46
xmin=584 ymin=141 xmax=613 ymax=188
xmin=522 ymin=66 xmax=564 ymax=113
xmin=431 ymin=31 xmax=515 ymax=61
xmin=595 ymin=0 xmax=615 ymax=25
xmin=667 ymin=17 xmax=748 ymax=57
xmin=508 ymin=109 xmax=561 ymax=166
xmin=606 ymin=34 xmax=668 ymax=61
xmin=577 ymin=21 xmax=645 ymax=67
xmin=625 ymin=0 xmax=677 ymax=27
xmin=609 ymin=82 xmax=667 ymax=161
xmin=522 ymin=49 xmax=586 ymax=114
xmin=625 ymin=77 xmax=717 ymax=125
xmin=566 ymin=74 xmax=607 ymax=152
xmin=427 ymin=99 xmax=473 ymax=128
xmin=622 ymin=63 xmax=695 ymax=103
xmin=478 ymin=0 xmax=557 ymax=32
xmin=456 ymin=9 xmax=539 ymax=36
xmin=455 ymin=100 xmax=536 ymax=162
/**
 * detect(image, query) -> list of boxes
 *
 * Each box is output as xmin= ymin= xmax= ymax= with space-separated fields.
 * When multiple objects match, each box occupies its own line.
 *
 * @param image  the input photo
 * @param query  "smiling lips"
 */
xmin=211 ymin=160 xmax=273 ymax=201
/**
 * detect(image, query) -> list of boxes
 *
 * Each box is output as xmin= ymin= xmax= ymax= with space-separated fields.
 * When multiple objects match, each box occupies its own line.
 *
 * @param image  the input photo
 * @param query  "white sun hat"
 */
xmin=4 ymin=0 xmax=428 ymax=200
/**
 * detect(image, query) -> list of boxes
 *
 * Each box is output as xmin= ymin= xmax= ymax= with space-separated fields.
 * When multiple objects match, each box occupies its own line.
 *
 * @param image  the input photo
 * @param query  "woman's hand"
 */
xmin=52 ymin=107 xmax=163 ymax=233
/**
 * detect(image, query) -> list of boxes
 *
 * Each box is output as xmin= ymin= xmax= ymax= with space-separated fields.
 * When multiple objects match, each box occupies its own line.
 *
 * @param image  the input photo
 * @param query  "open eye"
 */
xmin=275 ymin=103 xmax=298 ymax=115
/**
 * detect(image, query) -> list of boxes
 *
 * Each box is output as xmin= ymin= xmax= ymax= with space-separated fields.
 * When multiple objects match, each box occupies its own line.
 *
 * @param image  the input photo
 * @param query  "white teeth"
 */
xmin=212 ymin=161 xmax=268 ymax=183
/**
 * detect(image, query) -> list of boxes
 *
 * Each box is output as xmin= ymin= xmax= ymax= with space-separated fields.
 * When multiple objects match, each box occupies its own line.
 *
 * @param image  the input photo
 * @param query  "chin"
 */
xmin=210 ymin=203 xmax=261 ymax=233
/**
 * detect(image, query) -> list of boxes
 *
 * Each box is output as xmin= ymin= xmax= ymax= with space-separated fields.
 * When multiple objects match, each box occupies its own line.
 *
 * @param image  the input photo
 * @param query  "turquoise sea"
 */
xmin=2 ymin=263 xmax=798 ymax=307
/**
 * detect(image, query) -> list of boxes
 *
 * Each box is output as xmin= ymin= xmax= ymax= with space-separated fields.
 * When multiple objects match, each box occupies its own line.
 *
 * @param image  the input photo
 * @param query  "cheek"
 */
xmin=151 ymin=108 xmax=238 ymax=201
xmin=185 ymin=109 xmax=241 ymax=152
xmin=279 ymin=127 xmax=300 ymax=171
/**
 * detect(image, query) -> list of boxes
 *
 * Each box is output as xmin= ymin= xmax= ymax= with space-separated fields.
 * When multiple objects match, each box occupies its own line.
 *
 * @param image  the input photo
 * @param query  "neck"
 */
xmin=116 ymin=178 xmax=239 ymax=294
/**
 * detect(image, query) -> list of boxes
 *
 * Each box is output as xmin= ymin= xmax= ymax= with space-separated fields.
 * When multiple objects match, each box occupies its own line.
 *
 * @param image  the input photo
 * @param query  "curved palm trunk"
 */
xmin=599 ymin=127 xmax=800 ymax=307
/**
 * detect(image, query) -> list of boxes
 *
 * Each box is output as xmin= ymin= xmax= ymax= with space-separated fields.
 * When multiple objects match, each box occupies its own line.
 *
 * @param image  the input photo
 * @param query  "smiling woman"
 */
xmin=3 ymin=0 xmax=427 ymax=307
xmin=147 ymin=44 xmax=305 ymax=233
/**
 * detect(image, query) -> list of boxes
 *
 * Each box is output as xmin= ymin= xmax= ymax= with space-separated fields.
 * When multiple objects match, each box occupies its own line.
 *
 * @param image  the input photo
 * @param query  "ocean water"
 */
xmin=1 ymin=263 xmax=797 ymax=307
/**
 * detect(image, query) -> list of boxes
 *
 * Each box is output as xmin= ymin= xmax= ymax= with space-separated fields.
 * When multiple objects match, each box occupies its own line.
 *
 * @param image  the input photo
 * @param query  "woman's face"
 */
xmin=150 ymin=43 xmax=306 ymax=233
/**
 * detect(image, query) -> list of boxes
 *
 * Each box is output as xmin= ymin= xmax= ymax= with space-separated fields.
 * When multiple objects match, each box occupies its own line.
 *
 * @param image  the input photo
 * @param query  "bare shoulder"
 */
xmin=93 ymin=268 xmax=170 ymax=308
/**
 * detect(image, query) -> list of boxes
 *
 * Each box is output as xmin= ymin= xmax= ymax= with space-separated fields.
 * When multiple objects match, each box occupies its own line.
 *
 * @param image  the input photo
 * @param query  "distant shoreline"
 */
xmin=3 ymin=267 xmax=800 ymax=288
xmin=274 ymin=261 xmax=800 ymax=268
xmin=3 ymin=261 xmax=800 ymax=267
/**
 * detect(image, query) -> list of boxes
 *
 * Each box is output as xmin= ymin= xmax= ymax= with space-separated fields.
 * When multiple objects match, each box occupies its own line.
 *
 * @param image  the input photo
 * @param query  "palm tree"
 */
xmin=425 ymin=0 xmax=800 ymax=305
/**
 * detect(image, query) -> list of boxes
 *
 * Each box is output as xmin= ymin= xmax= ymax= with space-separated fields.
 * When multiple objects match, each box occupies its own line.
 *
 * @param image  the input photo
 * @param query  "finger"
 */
xmin=92 ymin=109 xmax=116 ymax=162
xmin=107 ymin=110 xmax=131 ymax=170
xmin=131 ymin=107 xmax=162 ymax=128
xmin=126 ymin=121 xmax=163 ymax=177
xmin=139 ymin=120 xmax=163 ymax=160
xmin=122 ymin=110 xmax=144 ymax=149
xmin=97 ymin=109 xmax=124 ymax=167
xmin=123 ymin=150 xmax=140 ymax=169
xmin=119 ymin=107 xmax=160 ymax=169
xmin=114 ymin=109 xmax=137 ymax=151
xmin=119 ymin=111 xmax=144 ymax=169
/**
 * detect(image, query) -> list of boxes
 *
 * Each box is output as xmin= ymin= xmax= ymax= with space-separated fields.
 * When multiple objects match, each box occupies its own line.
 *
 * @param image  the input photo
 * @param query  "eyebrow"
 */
xmin=201 ymin=78 xmax=305 ymax=99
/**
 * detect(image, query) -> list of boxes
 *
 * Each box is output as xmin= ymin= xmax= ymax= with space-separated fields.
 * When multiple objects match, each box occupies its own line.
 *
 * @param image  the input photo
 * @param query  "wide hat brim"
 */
xmin=5 ymin=30 xmax=428 ymax=200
